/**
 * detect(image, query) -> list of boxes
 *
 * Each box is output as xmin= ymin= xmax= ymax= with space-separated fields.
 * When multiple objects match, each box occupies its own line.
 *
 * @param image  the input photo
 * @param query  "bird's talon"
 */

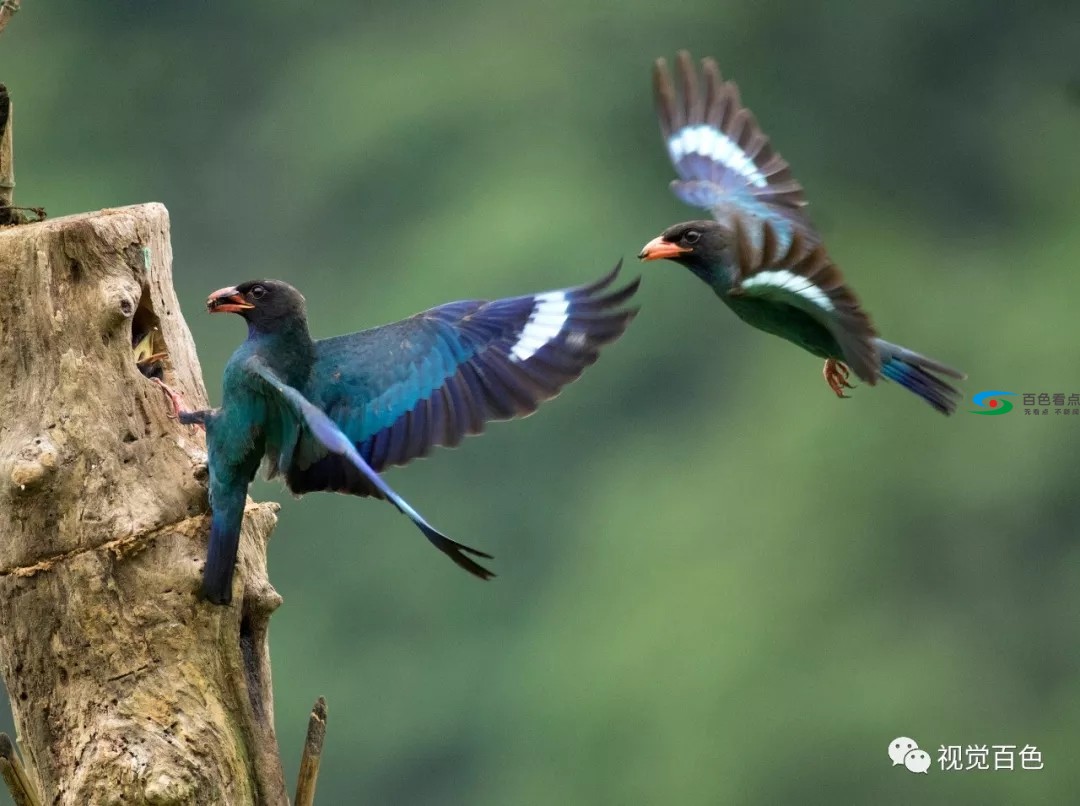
xmin=823 ymin=359 xmax=855 ymax=399
xmin=151 ymin=377 xmax=188 ymax=422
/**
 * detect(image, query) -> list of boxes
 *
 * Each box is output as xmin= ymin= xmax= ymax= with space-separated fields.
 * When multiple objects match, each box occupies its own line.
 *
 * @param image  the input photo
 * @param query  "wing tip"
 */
xmin=615 ymin=276 xmax=643 ymax=302
xmin=578 ymin=258 xmax=626 ymax=294
xmin=584 ymin=275 xmax=642 ymax=311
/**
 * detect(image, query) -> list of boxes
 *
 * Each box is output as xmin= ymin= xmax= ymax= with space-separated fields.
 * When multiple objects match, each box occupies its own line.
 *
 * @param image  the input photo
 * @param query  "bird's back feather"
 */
xmin=727 ymin=218 xmax=881 ymax=382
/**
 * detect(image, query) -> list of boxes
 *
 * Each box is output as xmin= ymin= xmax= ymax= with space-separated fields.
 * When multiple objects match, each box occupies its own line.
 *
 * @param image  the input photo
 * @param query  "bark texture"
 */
xmin=0 ymin=1 xmax=21 ymax=39
xmin=0 ymin=204 xmax=288 ymax=805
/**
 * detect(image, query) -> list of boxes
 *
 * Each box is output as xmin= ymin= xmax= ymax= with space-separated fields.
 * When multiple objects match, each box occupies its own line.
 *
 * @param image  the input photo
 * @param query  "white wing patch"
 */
xmin=741 ymin=270 xmax=835 ymax=312
xmin=668 ymin=125 xmax=768 ymax=189
xmin=510 ymin=291 xmax=569 ymax=362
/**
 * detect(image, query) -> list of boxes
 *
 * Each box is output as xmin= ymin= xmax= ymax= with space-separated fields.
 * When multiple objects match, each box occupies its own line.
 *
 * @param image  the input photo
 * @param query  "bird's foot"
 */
xmin=152 ymin=378 xmax=204 ymax=429
xmin=823 ymin=359 xmax=855 ymax=399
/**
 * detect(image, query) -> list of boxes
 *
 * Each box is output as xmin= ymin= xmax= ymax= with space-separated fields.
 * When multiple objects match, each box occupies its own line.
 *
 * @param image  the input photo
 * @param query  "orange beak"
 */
xmin=638 ymin=235 xmax=691 ymax=261
xmin=207 ymin=286 xmax=255 ymax=314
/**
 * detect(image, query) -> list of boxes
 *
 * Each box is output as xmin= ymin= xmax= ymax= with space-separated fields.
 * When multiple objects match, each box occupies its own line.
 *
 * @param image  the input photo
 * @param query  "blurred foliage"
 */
xmin=2 ymin=1 xmax=1080 ymax=803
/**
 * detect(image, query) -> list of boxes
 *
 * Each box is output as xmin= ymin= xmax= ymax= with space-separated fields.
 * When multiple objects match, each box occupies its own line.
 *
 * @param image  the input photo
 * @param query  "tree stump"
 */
xmin=0 ymin=204 xmax=289 ymax=805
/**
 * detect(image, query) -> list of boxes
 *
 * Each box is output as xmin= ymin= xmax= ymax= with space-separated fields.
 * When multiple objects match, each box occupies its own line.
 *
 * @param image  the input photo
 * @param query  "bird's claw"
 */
xmin=823 ymin=359 xmax=855 ymax=399
xmin=151 ymin=377 xmax=182 ymax=418
xmin=151 ymin=378 xmax=203 ymax=429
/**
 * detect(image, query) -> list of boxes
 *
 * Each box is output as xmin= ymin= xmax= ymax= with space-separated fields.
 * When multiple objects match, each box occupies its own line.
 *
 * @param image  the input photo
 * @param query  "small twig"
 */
xmin=294 ymin=697 xmax=328 ymax=806
xmin=0 ymin=84 xmax=46 ymax=225
xmin=0 ymin=1 xmax=22 ymax=38
xmin=0 ymin=84 xmax=13 ymax=212
xmin=1 ymin=205 xmax=44 ymax=222
xmin=0 ymin=733 xmax=42 ymax=806
xmin=0 ymin=0 xmax=32 ymax=227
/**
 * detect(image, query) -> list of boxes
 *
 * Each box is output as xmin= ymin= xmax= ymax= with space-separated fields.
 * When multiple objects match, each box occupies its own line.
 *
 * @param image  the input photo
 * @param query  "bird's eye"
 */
xmin=250 ymin=285 xmax=266 ymax=300
xmin=683 ymin=230 xmax=701 ymax=245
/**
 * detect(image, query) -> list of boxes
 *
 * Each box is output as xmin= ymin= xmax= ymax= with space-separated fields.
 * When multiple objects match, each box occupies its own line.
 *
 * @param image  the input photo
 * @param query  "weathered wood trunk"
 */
xmin=0 ymin=204 xmax=288 ymax=805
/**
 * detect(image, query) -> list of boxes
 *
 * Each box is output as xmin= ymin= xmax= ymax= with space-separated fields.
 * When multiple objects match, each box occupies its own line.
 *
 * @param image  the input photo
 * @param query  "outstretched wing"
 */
xmin=285 ymin=261 xmax=639 ymax=497
xmin=730 ymin=218 xmax=880 ymax=382
xmin=247 ymin=358 xmax=495 ymax=580
xmin=654 ymin=51 xmax=816 ymax=244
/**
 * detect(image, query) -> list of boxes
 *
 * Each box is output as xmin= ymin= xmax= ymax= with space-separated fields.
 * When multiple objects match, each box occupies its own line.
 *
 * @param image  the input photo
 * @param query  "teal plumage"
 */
xmin=179 ymin=269 xmax=638 ymax=604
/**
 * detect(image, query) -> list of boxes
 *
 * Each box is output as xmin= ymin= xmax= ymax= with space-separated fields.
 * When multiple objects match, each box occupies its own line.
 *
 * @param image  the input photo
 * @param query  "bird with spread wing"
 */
xmin=638 ymin=51 xmax=964 ymax=414
xmin=174 ymin=267 xmax=637 ymax=604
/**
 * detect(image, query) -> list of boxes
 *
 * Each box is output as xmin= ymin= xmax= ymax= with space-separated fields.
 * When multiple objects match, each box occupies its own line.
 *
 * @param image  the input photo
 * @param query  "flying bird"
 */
xmin=173 ymin=267 xmax=638 ymax=604
xmin=638 ymin=52 xmax=964 ymax=414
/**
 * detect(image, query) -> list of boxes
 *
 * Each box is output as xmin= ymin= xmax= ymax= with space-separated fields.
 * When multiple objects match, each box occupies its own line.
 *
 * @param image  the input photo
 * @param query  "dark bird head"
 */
xmin=207 ymin=280 xmax=308 ymax=332
xmin=638 ymin=220 xmax=728 ymax=274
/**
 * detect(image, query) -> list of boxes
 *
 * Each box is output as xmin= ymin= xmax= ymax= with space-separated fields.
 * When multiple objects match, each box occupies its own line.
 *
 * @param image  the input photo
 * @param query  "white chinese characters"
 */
xmin=936 ymin=744 xmax=1043 ymax=772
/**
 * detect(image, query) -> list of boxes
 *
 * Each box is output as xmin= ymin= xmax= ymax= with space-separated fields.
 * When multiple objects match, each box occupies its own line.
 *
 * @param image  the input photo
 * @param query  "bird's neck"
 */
xmin=246 ymin=315 xmax=311 ymax=344
xmin=685 ymin=260 xmax=731 ymax=294
xmin=246 ymin=319 xmax=316 ymax=381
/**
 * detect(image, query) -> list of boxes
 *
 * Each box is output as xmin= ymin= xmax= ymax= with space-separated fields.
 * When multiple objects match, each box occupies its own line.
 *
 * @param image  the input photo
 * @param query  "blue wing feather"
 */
xmin=285 ymin=262 xmax=638 ymax=497
xmin=247 ymin=359 xmax=495 ymax=579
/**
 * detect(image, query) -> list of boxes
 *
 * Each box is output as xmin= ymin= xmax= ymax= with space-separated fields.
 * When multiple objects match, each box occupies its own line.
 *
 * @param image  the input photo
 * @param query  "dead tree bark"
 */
xmin=0 ymin=203 xmax=291 ymax=804
xmin=0 ymin=1 xmax=22 ymax=39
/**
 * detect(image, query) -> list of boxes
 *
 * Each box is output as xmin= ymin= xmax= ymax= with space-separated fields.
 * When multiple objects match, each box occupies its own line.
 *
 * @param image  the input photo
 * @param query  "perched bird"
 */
xmin=638 ymin=52 xmax=964 ymax=414
xmin=173 ymin=267 xmax=638 ymax=604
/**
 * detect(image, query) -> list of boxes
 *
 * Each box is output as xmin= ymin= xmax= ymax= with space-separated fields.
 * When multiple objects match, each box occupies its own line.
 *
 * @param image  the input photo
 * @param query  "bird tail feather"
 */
xmin=876 ymin=339 xmax=965 ymax=415
xmin=253 ymin=362 xmax=497 ymax=580
xmin=414 ymin=521 xmax=496 ymax=580
xmin=201 ymin=488 xmax=247 ymax=605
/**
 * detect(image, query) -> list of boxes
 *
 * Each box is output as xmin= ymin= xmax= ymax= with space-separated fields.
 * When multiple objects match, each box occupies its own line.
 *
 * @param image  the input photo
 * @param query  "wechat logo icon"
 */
xmin=889 ymin=737 xmax=930 ymax=774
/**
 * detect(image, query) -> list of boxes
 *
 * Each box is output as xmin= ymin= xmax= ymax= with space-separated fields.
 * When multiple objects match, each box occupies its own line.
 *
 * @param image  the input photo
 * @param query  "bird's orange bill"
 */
xmin=638 ymin=236 xmax=691 ymax=261
xmin=207 ymin=286 xmax=255 ymax=313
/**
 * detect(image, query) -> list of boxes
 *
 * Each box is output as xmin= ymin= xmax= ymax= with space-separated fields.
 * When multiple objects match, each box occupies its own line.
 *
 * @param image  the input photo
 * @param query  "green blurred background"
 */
xmin=3 ymin=2 xmax=1080 ymax=803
